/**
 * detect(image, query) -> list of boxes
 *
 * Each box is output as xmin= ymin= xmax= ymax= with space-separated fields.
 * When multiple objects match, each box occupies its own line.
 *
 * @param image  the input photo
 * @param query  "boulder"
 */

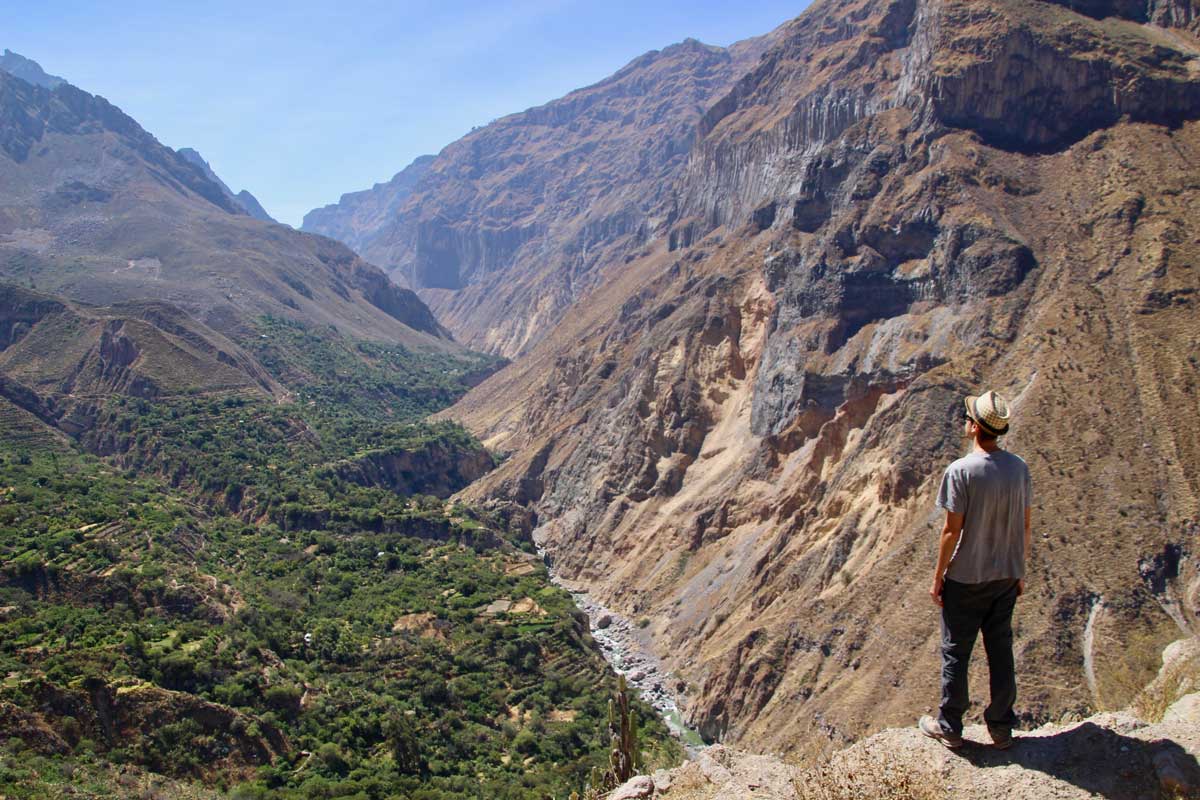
xmin=610 ymin=774 xmax=655 ymax=799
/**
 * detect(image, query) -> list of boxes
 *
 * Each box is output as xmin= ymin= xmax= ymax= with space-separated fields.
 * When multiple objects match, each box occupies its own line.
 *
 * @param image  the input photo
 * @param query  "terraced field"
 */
xmin=0 ymin=397 xmax=67 ymax=451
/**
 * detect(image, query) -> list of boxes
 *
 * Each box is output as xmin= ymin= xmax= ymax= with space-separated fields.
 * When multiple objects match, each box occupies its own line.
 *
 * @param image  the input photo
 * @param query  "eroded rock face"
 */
xmin=442 ymin=0 xmax=1200 ymax=757
xmin=911 ymin=0 xmax=1200 ymax=152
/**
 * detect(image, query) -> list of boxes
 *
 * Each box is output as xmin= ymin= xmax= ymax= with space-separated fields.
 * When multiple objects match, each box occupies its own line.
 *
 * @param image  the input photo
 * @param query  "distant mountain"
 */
xmin=0 ymin=68 xmax=447 ymax=344
xmin=304 ymin=154 xmax=435 ymax=259
xmin=0 ymin=49 xmax=64 ymax=89
xmin=176 ymin=146 xmax=278 ymax=224
xmin=302 ymin=37 xmax=775 ymax=356
xmin=235 ymin=188 xmax=274 ymax=223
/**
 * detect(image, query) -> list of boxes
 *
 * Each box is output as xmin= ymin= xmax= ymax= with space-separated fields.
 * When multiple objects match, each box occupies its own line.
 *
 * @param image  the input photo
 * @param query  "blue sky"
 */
xmin=9 ymin=1 xmax=810 ymax=227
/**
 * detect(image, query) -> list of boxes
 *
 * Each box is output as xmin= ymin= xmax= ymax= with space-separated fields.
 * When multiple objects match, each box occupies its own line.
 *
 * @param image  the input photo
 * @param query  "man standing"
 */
xmin=919 ymin=390 xmax=1032 ymax=750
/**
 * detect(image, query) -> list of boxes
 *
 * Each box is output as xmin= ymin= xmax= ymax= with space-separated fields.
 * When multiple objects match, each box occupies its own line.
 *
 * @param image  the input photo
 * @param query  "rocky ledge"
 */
xmin=616 ymin=713 xmax=1200 ymax=799
xmin=612 ymin=638 xmax=1200 ymax=799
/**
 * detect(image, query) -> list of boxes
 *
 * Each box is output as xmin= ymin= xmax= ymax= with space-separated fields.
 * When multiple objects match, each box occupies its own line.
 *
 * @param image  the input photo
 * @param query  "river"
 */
xmin=536 ymin=545 xmax=705 ymax=751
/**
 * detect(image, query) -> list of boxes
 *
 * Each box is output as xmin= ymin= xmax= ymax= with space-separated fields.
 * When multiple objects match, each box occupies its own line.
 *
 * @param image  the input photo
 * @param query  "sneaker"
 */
xmin=988 ymin=725 xmax=1014 ymax=750
xmin=918 ymin=715 xmax=963 ymax=749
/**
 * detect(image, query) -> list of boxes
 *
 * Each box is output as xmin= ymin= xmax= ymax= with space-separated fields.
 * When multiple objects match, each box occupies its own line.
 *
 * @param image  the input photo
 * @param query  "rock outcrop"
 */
xmin=439 ymin=0 xmax=1200 ymax=758
xmin=324 ymin=439 xmax=494 ymax=498
xmin=641 ymin=713 xmax=1200 ymax=799
xmin=1 ymin=679 xmax=288 ymax=781
xmin=176 ymin=147 xmax=278 ymax=223
xmin=634 ymin=637 xmax=1200 ymax=799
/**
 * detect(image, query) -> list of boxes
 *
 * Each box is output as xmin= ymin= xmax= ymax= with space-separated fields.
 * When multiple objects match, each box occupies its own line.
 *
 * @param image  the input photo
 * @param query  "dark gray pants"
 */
xmin=938 ymin=577 xmax=1020 ymax=737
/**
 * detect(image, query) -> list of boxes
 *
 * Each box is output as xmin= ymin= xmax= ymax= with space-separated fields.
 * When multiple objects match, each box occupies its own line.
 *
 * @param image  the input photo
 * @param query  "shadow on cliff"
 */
xmin=948 ymin=721 xmax=1200 ymax=798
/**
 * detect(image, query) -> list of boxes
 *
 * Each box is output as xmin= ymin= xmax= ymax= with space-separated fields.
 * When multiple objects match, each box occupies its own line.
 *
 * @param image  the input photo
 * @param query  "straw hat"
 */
xmin=965 ymin=390 xmax=1011 ymax=436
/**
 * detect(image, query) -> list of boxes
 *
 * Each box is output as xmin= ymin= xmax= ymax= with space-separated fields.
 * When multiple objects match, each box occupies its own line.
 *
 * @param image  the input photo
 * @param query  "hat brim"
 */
xmin=964 ymin=396 xmax=1008 ymax=436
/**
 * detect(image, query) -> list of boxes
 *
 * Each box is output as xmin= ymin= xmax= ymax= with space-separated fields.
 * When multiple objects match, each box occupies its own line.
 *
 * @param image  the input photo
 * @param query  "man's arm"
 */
xmin=1019 ymin=505 xmax=1031 ymax=596
xmin=931 ymin=511 xmax=964 ymax=607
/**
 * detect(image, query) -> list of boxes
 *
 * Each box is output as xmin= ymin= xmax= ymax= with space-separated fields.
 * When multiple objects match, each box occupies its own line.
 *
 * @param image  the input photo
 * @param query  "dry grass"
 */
xmin=1094 ymin=621 xmax=1181 ymax=714
xmin=1131 ymin=645 xmax=1199 ymax=724
xmin=790 ymin=751 xmax=946 ymax=800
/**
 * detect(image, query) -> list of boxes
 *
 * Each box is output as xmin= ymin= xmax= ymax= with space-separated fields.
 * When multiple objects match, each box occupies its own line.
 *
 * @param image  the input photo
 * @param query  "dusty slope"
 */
xmin=642 ymin=716 xmax=1200 ymax=799
xmin=304 ymin=35 xmax=776 ymax=356
xmin=0 ymin=282 xmax=284 ymax=440
xmin=442 ymin=0 xmax=1200 ymax=757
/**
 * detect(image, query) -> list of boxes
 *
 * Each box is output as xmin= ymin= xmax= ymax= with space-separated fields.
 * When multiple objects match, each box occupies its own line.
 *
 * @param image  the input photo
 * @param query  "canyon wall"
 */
xmin=441 ymin=0 xmax=1200 ymax=755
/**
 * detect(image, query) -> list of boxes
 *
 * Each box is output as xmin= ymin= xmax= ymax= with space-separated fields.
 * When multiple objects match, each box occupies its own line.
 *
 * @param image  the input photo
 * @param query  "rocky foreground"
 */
xmin=611 ymin=639 xmax=1200 ymax=799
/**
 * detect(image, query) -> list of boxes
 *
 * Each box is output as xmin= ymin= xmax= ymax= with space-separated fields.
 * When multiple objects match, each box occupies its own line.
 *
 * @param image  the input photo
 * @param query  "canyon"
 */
xmin=317 ymin=0 xmax=1200 ymax=758
xmin=1 ymin=0 xmax=1198 ymax=793
xmin=303 ymin=34 xmax=778 ymax=357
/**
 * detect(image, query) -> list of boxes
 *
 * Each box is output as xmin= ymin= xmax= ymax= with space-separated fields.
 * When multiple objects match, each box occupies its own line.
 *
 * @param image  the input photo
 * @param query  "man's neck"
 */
xmin=973 ymin=437 xmax=1001 ymax=454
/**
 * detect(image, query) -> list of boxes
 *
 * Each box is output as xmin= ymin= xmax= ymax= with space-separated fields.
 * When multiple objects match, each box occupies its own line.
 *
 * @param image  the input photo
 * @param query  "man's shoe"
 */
xmin=988 ymin=726 xmax=1014 ymax=750
xmin=918 ymin=715 xmax=963 ymax=749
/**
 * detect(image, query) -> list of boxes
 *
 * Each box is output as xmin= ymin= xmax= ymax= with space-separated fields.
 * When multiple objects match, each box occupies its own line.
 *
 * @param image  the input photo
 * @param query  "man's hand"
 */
xmin=1017 ymin=579 xmax=1025 ymax=597
xmin=933 ymin=512 xmax=963 ymax=609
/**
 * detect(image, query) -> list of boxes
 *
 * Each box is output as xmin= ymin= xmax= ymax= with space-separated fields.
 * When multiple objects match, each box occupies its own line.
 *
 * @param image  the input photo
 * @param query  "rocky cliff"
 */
xmin=440 ymin=0 xmax=1200 ymax=757
xmin=324 ymin=438 xmax=495 ymax=498
xmin=303 ymin=36 xmax=776 ymax=356
xmin=304 ymin=154 xmax=435 ymax=255
xmin=621 ymin=637 xmax=1200 ymax=799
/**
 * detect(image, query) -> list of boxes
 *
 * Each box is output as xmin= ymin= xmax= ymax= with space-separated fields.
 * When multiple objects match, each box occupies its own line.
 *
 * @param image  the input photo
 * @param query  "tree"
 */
xmin=384 ymin=711 xmax=425 ymax=775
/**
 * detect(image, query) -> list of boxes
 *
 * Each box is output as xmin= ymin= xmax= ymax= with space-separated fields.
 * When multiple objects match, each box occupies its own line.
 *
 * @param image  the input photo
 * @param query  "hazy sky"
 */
xmin=9 ymin=1 xmax=810 ymax=227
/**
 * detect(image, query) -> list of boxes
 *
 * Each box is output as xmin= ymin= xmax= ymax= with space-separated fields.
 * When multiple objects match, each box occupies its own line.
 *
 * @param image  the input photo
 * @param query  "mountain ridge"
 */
xmin=0 ymin=49 xmax=65 ymax=90
xmin=0 ymin=66 xmax=448 ymax=345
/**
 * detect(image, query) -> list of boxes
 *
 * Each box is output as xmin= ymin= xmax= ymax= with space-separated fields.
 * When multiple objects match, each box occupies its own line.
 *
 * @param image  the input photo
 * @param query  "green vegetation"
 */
xmin=246 ymin=315 xmax=501 ymax=422
xmin=0 ymin=320 xmax=682 ymax=798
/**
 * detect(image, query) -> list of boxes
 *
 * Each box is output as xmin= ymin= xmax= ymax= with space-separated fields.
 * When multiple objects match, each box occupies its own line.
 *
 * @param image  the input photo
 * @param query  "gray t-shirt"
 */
xmin=936 ymin=449 xmax=1031 ymax=583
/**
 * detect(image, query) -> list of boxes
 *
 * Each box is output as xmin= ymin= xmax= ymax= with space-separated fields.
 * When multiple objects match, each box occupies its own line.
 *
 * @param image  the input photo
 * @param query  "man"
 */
xmin=919 ymin=389 xmax=1032 ymax=751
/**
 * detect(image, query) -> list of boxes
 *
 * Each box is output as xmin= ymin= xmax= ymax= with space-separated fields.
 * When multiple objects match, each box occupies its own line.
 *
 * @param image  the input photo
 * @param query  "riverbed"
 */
xmin=534 ymin=537 xmax=705 ymax=749
xmin=567 ymin=589 xmax=706 ymax=751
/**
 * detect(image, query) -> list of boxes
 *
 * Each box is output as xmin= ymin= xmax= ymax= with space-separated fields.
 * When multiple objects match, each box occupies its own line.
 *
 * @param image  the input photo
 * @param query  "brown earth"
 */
xmin=434 ymin=0 xmax=1200 ymax=759
xmin=1 ymin=679 xmax=288 ymax=781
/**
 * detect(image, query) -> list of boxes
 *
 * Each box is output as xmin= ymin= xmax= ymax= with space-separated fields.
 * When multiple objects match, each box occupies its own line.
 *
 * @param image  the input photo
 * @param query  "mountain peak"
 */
xmin=0 ymin=49 xmax=65 ymax=90
xmin=177 ymin=146 xmax=278 ymax=223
